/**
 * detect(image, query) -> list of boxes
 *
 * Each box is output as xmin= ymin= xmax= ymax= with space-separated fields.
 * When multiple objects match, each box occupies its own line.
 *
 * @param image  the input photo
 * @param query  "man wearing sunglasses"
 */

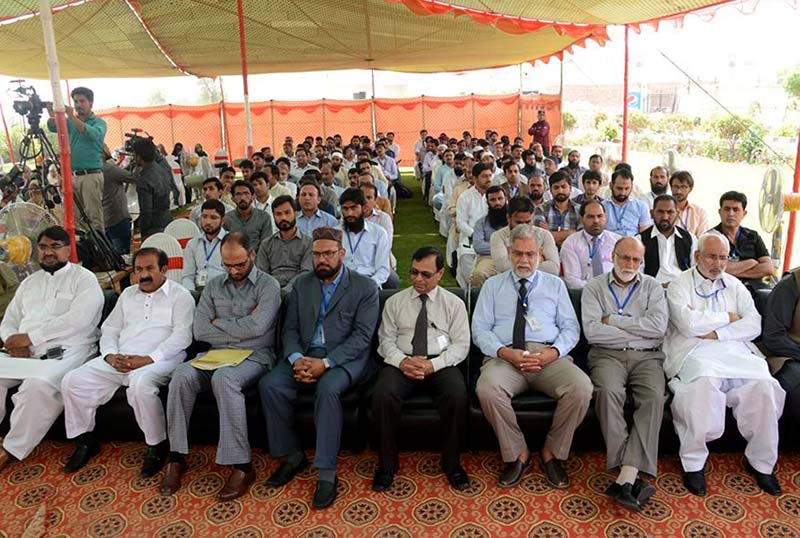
xmin=0 ymin=226 xmax=104 ymax=470
xmin=372 ymin=246 xmax=471 ymax=493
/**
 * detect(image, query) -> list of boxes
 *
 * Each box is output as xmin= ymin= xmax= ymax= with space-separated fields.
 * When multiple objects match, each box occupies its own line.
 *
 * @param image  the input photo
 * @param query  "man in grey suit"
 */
xmin=259 ymin=226 xmax=380 ymax=509
xmin=159 ymin=232 xmax=281 ymax=502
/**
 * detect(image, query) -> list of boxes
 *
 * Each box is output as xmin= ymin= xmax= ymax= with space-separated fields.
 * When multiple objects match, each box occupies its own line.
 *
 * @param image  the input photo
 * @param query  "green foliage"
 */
xmin=598 ymin=120 xmax=619 ymax=141
xmin=774 ymin=123 xmax=798 ymax=138
xmin=0 ymin=123 xmax=59 ymax=165
xmin=593 ymin=112 xmax=608 ymax=129
xmin=653 ymin=114 xmax=695 ymax=135
xmin=783 ymin=68 xmax=800 ymax=102
xmin=626 ymin=111 xmax=650 ymax=133
xmin=562 ymin=112 xmax=577 ymax=131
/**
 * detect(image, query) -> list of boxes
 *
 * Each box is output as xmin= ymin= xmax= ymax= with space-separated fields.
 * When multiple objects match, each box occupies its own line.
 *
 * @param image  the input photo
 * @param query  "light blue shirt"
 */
xmin=472 ymin=270 xmax=580 ymax=358
xmin=433 ymin=164 xmax=453 ymax=195
xmin=181 ymin=229 xmax=227 ymax=291
xmin=297 ymin=209 xmax=339 ymax=237
xmin=603 ymin=198 xmax=652 ymax=237
xmin=288 ymin=267 xmax=346 ymax=366
xmin=377 ymin=155 xmax=399 ymax=181
xmin=340 ymin=220 xmax=390 ymax=286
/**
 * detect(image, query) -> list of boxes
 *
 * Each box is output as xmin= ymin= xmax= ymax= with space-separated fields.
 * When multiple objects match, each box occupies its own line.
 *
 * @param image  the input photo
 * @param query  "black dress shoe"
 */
xmin=447 ymin=465 xmax=469 ymax=491
xmin=632 ymin=478 xmax=656 ymax=504
xmin=372 ymin=468 xmax=394 ymax=492
xmin=745 ymin=461 xmax=782 ymax=496
xmin=683 ymin=470 xmax=707 ymax=496
xmin=539 ymin=456 xmax=570 ymax=489
xmin=498 ymin=458 xmax=531 ymax=488
xmin=140 ymin=443 xmax=168 ymax=478
xmin=605 ymin=482 xmax=642 ymax=512
xmin=64 ymin=441 xmax=100 ymax=473
xmin=312 ymin=478 xmax=338 ymax=509
xmin=265 ymin=455 xmax=309 ymax=487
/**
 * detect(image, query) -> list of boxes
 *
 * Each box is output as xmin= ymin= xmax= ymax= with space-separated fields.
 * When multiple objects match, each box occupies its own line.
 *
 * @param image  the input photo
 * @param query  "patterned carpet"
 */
xmin=1 ymin=441 xmax=800 ymax=538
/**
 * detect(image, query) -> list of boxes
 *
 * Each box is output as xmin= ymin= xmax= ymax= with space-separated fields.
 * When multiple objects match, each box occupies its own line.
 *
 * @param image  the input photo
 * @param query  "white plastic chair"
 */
xmin=164 ymin=218 xmax=201 ymax=250
xmin=141 ymin=232 xmax=184 ymax=282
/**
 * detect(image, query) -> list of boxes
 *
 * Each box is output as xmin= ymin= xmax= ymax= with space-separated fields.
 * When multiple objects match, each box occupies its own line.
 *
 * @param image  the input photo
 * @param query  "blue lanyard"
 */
xmin=609 ymin=201 xmax=629 ymax=232
xmin=692 ymin=271 xmax=727 ymax=300
xmin=510 ymin=272 xmax=537 ymax=314
xmin=552 ymin=206 xmax=568 ymax=231
xmin=585 ymin=233 xmax=604 ymax=266
xmin=678 ymin=206 xmax=690 ymax=230
xmin=730 ymin=227 xmax=742 ymax=257
xmin=346 ymin=229 xmax=365 ymax=256
xmin=202 ymin=237 xmax=220 ymax=267
xmin=607 ymin=275 xmax=639 ymax=315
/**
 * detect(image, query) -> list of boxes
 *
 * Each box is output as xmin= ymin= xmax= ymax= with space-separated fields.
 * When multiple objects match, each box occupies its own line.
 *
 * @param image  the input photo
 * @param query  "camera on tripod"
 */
xmin=10 ymin=80 xmax=52 ymax=132
xmin=122 ymin=128 xmax=154 ymax=156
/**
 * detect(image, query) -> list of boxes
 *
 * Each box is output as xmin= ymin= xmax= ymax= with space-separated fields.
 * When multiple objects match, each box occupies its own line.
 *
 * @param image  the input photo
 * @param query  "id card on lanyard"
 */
xmin=607 ymin=274 xmax=639 ymax=315
xmin=609 ymin=202 xmax=629 ymax=233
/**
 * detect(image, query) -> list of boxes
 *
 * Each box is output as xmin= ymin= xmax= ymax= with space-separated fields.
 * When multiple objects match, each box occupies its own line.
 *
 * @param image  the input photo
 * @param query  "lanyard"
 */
xmin=730 ymin=227 xmax=743 ymax=257
xmin=202 ymin=237 xmax=220 ymax=267
xmin=510 ymin=272 xmax=538 ymax=313
xmin=678 ymin=206 xmax=690 ymax=230
xmin=609 ymin=201 xmax=629 ymax=232
xmin=692 ymin=271 xmax=727 ymax=300
xmin=552 ymin=206 xmax=569 ymax=231
xmin=346 ymin=229 xmax=365 ymax=257
xmin=585 ymin=232 xmax=604 ymax=266
xmin=607 ymin=276 xmax=639 ymax=315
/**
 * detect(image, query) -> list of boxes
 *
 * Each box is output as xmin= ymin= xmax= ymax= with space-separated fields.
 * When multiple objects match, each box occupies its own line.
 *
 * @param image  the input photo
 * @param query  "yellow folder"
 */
xmin=190 ymin=349 xmax=253 ymax=371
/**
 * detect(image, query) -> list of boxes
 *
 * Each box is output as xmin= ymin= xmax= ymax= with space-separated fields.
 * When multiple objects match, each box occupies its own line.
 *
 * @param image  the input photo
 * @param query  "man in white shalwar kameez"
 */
xmin=0 ymin=226 xmax=104 ymax=468
xmin=664 ymin=232 xmax=784 ymax=496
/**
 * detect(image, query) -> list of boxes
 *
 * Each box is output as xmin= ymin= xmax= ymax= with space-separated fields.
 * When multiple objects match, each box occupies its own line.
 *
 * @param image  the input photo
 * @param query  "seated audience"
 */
xmin=534 ymin=171 xmax=582 ymax=247
xmin=339 ymin=188 xmax=396 ymax=289
xmin=560 ymin=200 xmax=620 ymax=289
xmin=670 ymin=171 xmax=709 ymax=237
xmin=467 ymin=187 xmax=507 ymax=288
xmin=256 ymin=195 xmax=313 ymax=292
xmin=224 ymin=180 xmax=274 ymax=248
xmin=603 ymin=168 xmax=652 ymax=237
xmin=490 ymin=196 xmax=560 ymax=278
xmin=637 ymin=194 xmax=697 ymax=287
xmin=190 ymin=177 xmax=234 ymax=229
xmin=182 ymin=200 xmax=227 ymax=291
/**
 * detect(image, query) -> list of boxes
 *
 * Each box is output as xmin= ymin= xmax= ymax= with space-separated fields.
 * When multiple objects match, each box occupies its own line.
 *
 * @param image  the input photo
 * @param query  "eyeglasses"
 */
xmin=614 ymin=253 xmax=643 ymax=264
xmin=701 ymin=253 xmax=729 ymax=262
xmin=223 ymin=260 xmax=250 ymax=270
xmin=410 ymin=268 xmax=438 ymax=279
xmin=312 ymin=250 xmax=339 ymax=259
xmin=37 ymin=243 xmax=68 ymax=252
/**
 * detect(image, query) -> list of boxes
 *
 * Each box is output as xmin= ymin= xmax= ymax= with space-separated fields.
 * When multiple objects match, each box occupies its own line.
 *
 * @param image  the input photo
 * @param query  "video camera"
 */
xmin=10 ymin=80 xmax=52 ymax=131
xmin=122 ymin=128 xmax=154 ymax=156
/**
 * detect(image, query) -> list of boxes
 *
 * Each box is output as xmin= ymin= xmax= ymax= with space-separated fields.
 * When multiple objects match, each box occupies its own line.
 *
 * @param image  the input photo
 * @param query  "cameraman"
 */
xmin=47 ymin=87 xmax=107 ymax=230
xmin=133 ymin=138 xmax=172 ymax=239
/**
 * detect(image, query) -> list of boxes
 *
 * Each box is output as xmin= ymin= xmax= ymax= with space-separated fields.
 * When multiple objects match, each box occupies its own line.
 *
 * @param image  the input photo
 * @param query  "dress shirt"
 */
xmin=448 ymin=181 xmax=471 ymax=219
xmin=366 ymin=208 xmax=394 ymax=249
xmin=255 ymin=229 xmax=313 ymax=288
xmin=712 ymin=223 xmax=771 ymax=288
xmin=388 ymin=143 xmax=401 ymax=160
xmin=559 ymin=164 xmax=588 ymax=188
xmin=279 ymin=180 xmax=298 ymax=198
xmin=253 ymin=196 xmax=274 ymax=217
xmin=341 ymin=220 xmax=391 ymax=286
xmin=455 ymin=187 xmax=487 ymax=243
xmin=603 ymin=198 xmax=652 ymax=237
xmin=490 ymin=226 xmax=560 ymax=276
xmin=581 ymin=272 xmax=668 ymax=350
xmin=190 ymin=201 xmax=234 ymax=229
xmin=433 ymin=164 xmax=453 ymax=195
xmin=373 ymin=177 xmax=389 ymax=198
xmin=182 ymin=229 xmax=228 ymax=291
xmin=287 ymin=267 xmax=347 ymax=365
xmin=48 ymin=114 xmax=106 ymax=170
xmin=289 ymin=163 xmax=319 ymax=182
xmin=378 ymin=286 xmax=470 ymax=372
xmin=572 ymin=193 xmax=604 ymax=207
xmin=377 ymin=155 xmax=399 ymax=181
xmin=224 ymin=208 xmax=274 ymax=249
xmin=0 ymin=263 xmax=103 ymax=357
xmin=472 ymin=216 xmax=503 ymax=256
xmin=413 ymin=140 xmax=425 ymax=162
xmin=637 ymin=227 xmax=697 ymax=284
xmin=677 ymin=202 xmax=709 ymax=237
xmin=663 ymin=267 xmax=764 ymax=380
xmin=472 ymin=270 xmax=580 ymax=359
xmin=99 ymin=279 xmax=194 ymax=363
xmin=269 ymin=182 xmax=293 ymax=200
xmin=534 ymin=201 xmax=582 ymax=232
xmin=560 ymin=230 xmax=621 ymax=288
xmin=193 ymin=267 xmax=281 ymax=366
xmin=422 ymin=152 xmax=439 ymax=173
xmin=296 ymin=208 xmax=339 ymax=237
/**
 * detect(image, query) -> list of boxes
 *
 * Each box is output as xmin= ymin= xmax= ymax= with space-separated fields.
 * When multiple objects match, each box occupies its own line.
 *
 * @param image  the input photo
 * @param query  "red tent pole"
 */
xmin=783 ymin=130 xmax=800 ymax=273
xmin=39 ymin=0 xmax=76 ymax=262
xmin=0 ymin=102 xmax=15 ymax=163
xmin=622 ymin=24 xmax=630 ymax=163
xmin=236 ymin=0 xmax=253 ymax=159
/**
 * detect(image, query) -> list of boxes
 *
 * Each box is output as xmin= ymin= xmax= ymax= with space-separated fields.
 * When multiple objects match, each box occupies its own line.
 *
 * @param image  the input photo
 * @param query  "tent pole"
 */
xmin=622 ymin=24 xmax=630 ymax=163
xmin=219 ymin=77 xmax=230 ymax=160
xmin=0 ymin=102 xmax=15 ymax=163
xmin=38 ymin=0 xmax=76 ymax=262
xmin=783 ymin=129 xmax=800 ymax=273
xmin=517 ymin=64 xmax=523 ymax=138
xmin=236 ymin=0 xmax=253 ymax=158
xmin=370 ymin=69 xmax=377 ymax=140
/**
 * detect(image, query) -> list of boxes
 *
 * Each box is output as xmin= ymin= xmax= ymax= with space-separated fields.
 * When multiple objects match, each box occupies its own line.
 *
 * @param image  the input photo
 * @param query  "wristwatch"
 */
xmin=322 ymin=358 xmax=331 ymax=369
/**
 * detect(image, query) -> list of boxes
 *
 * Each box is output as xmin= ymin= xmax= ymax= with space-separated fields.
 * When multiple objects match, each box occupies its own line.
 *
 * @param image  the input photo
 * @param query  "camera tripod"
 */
xmin=16 ymin=118 xmax=124 ymax=272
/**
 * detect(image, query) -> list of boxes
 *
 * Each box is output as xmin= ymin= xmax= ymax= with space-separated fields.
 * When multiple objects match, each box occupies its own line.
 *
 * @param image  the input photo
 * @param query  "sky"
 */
xmin=0 ymin=1 xmax=798 ymax=118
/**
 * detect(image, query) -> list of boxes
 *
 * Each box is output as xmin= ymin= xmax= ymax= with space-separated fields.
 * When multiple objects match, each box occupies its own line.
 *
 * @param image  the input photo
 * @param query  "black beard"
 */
xmin=41 ymin=259 xmax=68 ymax=274
xmin=651 ymin=184 xmax=668 ymax=195
xmin=454 ymin=167 xmax=464 ymax=176
xmin=277 ymin=219 xmax=296 ymax=231
xmin=613 ymin=193 xmax=629 ymax=204
xmin=656 ymin=220 xmax=674 ymax=233
xmin=315 ymin=261 xmax=341 ymax=280
xmin=568 ymin=161 xmax=578 ymax=169
xmin=487 ymin=206 xmax=508 ymax=229
xmin=343 ymin=214 xmax=365 ymax=233
xmin=554 ymin=193 xmax=569 ymax=203
xmin=530 ymin=191 xmax=543 ymax=202
xmin=203 ymin=225 xmax=221 ymax=236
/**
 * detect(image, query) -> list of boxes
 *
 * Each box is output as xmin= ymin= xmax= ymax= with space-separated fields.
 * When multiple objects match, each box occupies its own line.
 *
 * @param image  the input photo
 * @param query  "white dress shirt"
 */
xmin=378 ymin=286 xmax=470 ymax=372
xmin=99 ymin=279 xmax=195 ymax=364
xmin=639 ymin=227 xmax=697 ymax=284
xmin=181 ymin=229 xmax=227 ymax=291
xmin=341 ymin=220 xmax=391 ymax=286
xmin=253 ymin=196 xmax=274 ymax=217
xmin=455 ymin=186 xmax=487 ymax=244
xmin=560 ymin=230 xmax=621 ymax=289
xmin=0 ymin=263 xmax=103 ymax=358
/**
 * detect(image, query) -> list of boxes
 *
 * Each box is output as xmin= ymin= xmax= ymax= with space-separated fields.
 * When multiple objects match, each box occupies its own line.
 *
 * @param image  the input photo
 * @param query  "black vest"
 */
xmin=640 ymin=226 xmax=692 ymax=277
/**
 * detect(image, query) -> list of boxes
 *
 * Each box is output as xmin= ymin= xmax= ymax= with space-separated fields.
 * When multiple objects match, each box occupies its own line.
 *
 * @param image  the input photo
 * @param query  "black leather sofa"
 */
xmin=2 ymin=285 xmax=795 ymax=457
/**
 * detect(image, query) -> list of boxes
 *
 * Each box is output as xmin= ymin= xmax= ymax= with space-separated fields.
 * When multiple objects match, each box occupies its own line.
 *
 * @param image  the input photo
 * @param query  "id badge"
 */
xmin=45 ymin=346 xmax=64 ymax=361
xmin=436 ymin=334 xmax=449 ymax=351
xmin=526 ymin=314 xmax=541 ymax=332
xmin=196 ymin=269 xmax=208 ymax=288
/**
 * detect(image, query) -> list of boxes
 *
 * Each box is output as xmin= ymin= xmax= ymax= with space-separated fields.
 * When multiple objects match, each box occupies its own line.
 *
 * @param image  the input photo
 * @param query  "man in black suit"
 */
xmin=259 ymin=227 xmax=380 ymax=509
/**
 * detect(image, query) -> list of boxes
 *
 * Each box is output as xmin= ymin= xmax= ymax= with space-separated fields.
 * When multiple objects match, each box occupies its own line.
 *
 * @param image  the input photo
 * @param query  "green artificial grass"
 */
xmin=392 ymin=172 xmax=457 ymax=288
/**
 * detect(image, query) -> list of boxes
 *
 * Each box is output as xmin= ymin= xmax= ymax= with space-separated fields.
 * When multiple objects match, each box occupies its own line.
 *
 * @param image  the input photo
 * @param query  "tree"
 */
xmin=147 ymin=89 xmax=168 ymax=106
xmin=197 ymin=78 xmax=221 ymax=104
xmin=593 ymin=112 xmax=607 ymax=129
xmin=708 ymin=116 xmax=766 ymax=163
xmin=626 ymin=111 xmax=650 ymax=133
xmin=783 ymin=68 xmax=800 ymax=104
xmin=562 ymin=112 xmax=577 ymax=131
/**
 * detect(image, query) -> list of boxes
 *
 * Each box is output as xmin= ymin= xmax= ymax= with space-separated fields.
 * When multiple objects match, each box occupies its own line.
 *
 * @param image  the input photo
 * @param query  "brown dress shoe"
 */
xmin=217 ymin=469 xmax=255 ymax=502
xmin=160 ymin=461 xmax=187 ymax=496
